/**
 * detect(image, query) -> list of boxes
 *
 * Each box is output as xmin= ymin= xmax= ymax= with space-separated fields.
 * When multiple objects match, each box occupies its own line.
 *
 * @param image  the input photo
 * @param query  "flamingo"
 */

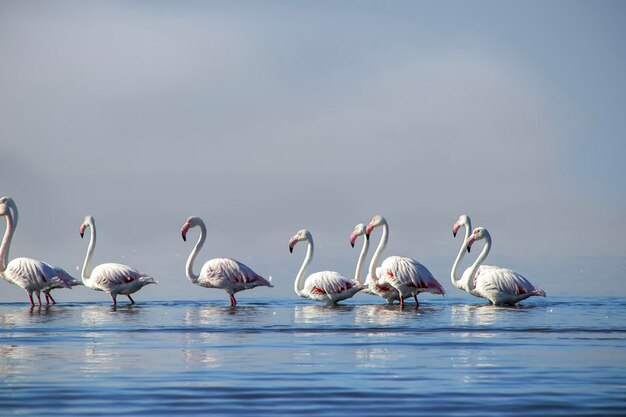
xmin=181 ymin=216 xmax=272 ymax=306
xmin=0 ymin=196 xmax=70 ymax=306
xmin=366 ymin=215 xmax=445 ymax=307
xmin=349 ymin=223 xmax=370 ymax=285
xmin=464 ymin=226 xmax=546 ymax=305
xmin=289 ymin=229 xmax=363 ymax=304
xmin=80 ymin=215 xmax=157 ymax=305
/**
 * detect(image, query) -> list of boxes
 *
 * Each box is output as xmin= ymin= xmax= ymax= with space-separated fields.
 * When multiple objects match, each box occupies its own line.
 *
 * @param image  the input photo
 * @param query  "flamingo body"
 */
xmin=301 ymin=271 xmax=362 ymax=304
xmin=85 ymin=262 xmax=156 ymax=298
xmin=197 ymin=257 xmax=271 ymax=295
xmin=462 ymin=264 xmax=546 ymax=305
xmin=377 ymin=255 xmax=446 ymax=300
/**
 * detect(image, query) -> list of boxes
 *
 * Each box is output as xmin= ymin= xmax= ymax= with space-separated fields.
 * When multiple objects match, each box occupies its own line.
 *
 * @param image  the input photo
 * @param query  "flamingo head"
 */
xmin=466 ymin=227 xmax=489 ymax=252
xmin=289 ymin=229 xmax=310 ymax=253
xmin=365 ymin=215 xmax=385 ymax=238
xmin=350 ymin=223 xmax=366 ymax=247
xmin=80 ymin=215 xmax=94 ymax=238
xmin=181 ymin=216 xmax=203 ymax=242
xmin=453 ymin=214 xmax=470 ymax=238
xmin=0 ymin=196 xmax=9 ymax=216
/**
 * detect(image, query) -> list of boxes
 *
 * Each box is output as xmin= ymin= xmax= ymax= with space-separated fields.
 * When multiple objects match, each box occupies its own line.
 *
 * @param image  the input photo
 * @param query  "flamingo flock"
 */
xmin=0 ymin=196 xmax=546 ymax=307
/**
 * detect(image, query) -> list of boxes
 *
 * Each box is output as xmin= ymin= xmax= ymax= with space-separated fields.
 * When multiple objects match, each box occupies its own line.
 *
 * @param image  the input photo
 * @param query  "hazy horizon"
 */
xmin=1 ymin=1 xmax=625 ymax=302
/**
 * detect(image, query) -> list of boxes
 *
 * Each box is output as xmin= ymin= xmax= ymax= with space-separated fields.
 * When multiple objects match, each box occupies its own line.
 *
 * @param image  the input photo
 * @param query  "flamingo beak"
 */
xmin=288 ymin=237 xmax=298 ymax=253
xmin=181 ymin=224 xmax=189 ymax=242
xmin=365 ymin=223 xmax=374 ymax=238
xmin=466 ymin=235 xmax=476 ymax=253
xmin=349 ymin=233 xmax=357 ymax=248
xmin=452 ymin=223 xmax=460 ymax=238
xmin=79 ymin=225 xmax=85 ymax=238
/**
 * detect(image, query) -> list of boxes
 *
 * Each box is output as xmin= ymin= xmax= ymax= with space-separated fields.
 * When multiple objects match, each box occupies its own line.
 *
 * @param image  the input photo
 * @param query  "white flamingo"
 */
xmin=464 ymin=226 xmax=546 ymax=305
xmin=289 ymin=229 xmax=363 ymax=304
xmin=0 ymin=196 xmax=69 ymax=306
xmin=349 ymin=223 xmax=370 ymax=284
xmin=80 ymin=215 xmax=157 ymax=305
xmin=366 ymin=215 xmax=445 ymax=307
xmin=181 ymin=216 xmax=272 ymax=306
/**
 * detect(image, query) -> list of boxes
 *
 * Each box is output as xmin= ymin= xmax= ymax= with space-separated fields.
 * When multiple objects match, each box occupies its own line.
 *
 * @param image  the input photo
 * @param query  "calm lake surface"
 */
xmin=1 ymin=297 xmax=624 ymax=416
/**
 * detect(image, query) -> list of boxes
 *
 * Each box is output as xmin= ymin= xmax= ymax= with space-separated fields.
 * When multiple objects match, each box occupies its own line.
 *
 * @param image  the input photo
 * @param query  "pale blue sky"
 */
xmin=0 ymin=1 xmax=624 ymax=302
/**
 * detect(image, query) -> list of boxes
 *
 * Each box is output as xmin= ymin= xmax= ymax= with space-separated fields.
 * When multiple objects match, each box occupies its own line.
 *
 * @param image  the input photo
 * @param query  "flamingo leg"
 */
xmin=399 ymin=296 xmax=404 ymax=308
xmin=127 ymin=294 xmax=135 ymax=304
xmin=229 ymin=294 xmax=237 ymax=307
xmin=111 ymin=294 xmax=117 ymax=306
xmin=28 ymin=292 xmax=35 ymax=307
xmin=36 ymin=292 xmax=42 ymax=306
xmin=46 ymin=293 xmax=57 ymax=305
xmin=413 ymin=294 xmax=419 ymax=307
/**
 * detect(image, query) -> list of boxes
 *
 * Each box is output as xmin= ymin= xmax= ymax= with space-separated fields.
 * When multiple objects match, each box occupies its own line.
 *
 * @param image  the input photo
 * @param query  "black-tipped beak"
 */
xmin=289 ymin=246 xmax=293 ymax=253
xmin=453 ymin=231 xmax=457 ymax=238
xmin=350 ymin=242 xmax=354 ymax=248
xmin=466 ymin=245 xmax=471 ymax=253
xmin=182 ymin=233 xmax=186 ymax=242
xmin=80 ymin=232 xmax=84 ymax=238
xmin=365 ymin=233 xmax=370 ymax=240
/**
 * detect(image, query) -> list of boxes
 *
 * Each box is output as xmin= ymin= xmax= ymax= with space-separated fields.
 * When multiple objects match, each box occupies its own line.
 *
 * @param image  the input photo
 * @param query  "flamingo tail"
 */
xmin=532 ymin=288 xmax=546 ymax=297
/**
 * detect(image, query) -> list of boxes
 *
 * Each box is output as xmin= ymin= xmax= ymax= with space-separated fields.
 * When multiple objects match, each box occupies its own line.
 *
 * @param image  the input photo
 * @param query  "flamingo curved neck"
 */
xmin=451 ymin=220 xmax=471 ymax=286
xmin=0 ymin=210 xmax=16 ymax=273
xmin=354 ymin=237 xmax=370 ymax=284
xmin=368 ymin=221 xmax=388 ymax=282
xmin=294 ymin=238 xmax=313 ymax=297
xmin=186 ymin=222 xmax=206 ymax=284
xmin=466 ymin=235 xmax=491 ymax=291
xmin=81 ymin=219 xmax=96 ymax=281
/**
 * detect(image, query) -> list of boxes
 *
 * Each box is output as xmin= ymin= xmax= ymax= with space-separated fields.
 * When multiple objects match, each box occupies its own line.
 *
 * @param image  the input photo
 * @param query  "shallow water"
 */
xmin=1 ymin=297 xmax=624 ymax=416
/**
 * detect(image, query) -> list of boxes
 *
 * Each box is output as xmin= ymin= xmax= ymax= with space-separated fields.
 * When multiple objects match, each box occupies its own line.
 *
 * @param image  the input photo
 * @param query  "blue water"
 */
xmin=1 ymin=297 xmax=624 ymax=416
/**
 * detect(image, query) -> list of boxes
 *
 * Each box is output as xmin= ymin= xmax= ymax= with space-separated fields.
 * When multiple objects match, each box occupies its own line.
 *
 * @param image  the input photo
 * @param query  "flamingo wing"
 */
xmin=304 ymin=271 xmax=357 ymax=296
xmin=200 ymin=258 xmax=270 ymax=287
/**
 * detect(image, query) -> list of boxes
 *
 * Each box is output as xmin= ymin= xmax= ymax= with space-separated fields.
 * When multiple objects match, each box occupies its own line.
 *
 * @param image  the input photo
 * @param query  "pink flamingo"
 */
xmin=465 ymin=226 xmax=546 ymax=305
xmin=80 ymin=215 xmax=157 ymax=305
xmin=366 ymin=215 xmax=445 ymax=307
xmin=289 ymin=229 xmax=363 ymax=304
xmin=181 ymin=216 xmax=272 ymax=306
xmin=0 ymin=196 xmax=70 ymax=306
